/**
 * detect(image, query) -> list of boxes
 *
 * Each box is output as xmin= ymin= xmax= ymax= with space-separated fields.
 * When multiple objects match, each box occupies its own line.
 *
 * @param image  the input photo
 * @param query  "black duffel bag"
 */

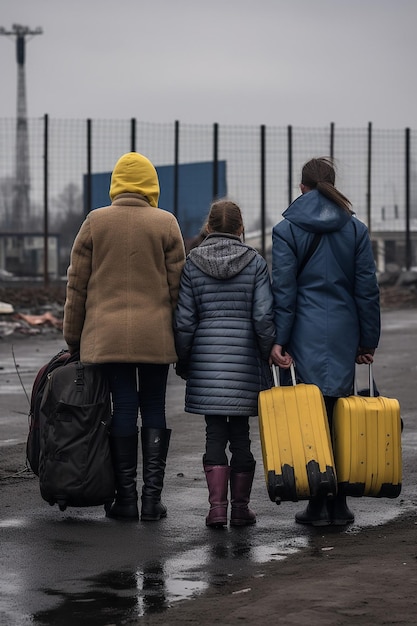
xmin=37 ymin=356 xmax=115 ymax=511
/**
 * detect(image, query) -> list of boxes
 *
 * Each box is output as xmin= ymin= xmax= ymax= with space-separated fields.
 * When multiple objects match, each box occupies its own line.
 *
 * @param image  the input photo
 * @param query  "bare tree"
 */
xmin=0 ymin=176 xmax=16 ymax=229
xmin=51 ymin=183 xmax=84 ymax=273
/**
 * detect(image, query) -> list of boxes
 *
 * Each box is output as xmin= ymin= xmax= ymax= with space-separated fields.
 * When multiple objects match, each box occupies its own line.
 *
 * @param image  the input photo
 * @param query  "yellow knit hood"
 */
xmin=109 ymin=152 xmax=160 ymax=207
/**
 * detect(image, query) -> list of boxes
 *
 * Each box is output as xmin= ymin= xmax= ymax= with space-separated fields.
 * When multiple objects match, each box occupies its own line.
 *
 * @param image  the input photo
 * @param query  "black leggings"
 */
xmin=204 ymin=415 xmax=255 ymax=473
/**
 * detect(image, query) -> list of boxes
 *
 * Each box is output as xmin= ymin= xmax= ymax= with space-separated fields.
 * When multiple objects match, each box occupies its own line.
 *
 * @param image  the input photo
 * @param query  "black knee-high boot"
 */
xmin=327 ymin=491 xmax=355 ymax=525
xmin=107 ymin=433 xmax=139 ymax=521
xmin=140 ymin=427 xmax=171 ymax=521
xmin=295 ymin=497 xmax=331 ymax=526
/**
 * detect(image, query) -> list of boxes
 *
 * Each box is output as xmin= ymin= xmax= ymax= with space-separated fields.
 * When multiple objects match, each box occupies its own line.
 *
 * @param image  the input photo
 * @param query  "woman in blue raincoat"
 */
xmin=270 ymin=157 xmax=380 ymax=527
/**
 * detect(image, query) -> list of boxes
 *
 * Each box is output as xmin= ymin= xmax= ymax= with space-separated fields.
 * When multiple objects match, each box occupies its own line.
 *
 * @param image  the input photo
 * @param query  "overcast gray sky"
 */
xmin=0 ymin=0 xmax=416 ymax=129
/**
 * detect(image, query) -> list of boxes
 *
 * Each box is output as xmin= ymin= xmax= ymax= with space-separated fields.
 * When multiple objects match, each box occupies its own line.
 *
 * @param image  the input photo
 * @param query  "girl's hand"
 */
xmin=269 ymin=344 xmax=293 ymax=368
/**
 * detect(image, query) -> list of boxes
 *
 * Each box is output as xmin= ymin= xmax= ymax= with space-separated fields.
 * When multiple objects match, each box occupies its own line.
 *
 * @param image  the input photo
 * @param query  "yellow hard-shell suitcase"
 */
xmin=258 ymin=365 xmax=337 ymax=504
xmin=333 ymin=364 xmax=402 ymax=498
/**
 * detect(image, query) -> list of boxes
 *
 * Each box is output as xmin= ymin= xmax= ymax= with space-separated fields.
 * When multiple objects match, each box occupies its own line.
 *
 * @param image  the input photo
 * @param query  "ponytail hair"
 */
xmin=301 ymin=157 xmax=352 ymax=214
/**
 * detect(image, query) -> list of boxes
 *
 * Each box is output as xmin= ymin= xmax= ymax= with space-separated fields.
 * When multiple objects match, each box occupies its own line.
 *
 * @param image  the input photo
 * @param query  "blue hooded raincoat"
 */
xmin=271 ymin=190 xmax=380 ymax=397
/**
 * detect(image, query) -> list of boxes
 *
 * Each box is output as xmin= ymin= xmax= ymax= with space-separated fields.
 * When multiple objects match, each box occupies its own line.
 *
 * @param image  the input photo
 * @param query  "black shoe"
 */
xmin=141 ymin=497 xmax=167 ymax=521
xmin=328 ymin=494 xmax=354 ymax=526
xmin=107 ymin=499 xmax=139 ymax=521
xmin=295 ymin=498 xmax=331 ymax=526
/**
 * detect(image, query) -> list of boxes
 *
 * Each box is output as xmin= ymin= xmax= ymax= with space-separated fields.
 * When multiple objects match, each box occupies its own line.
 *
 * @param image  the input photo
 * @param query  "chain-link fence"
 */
xmin=0 ymin=117 xmax=416 ymax=279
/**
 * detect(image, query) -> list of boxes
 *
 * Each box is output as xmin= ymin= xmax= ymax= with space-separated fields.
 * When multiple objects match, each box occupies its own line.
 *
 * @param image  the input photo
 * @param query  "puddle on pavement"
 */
xmin=0 ymin=517 xmax=28 ymax=528
xmin=0 ymin=438 xmax=24 ymax=447
xmin=32 ymin=564 xmax=207 ymax=624
xmin=251 ymin=536 xmax=308 ymax=562
xmin=24 ymin=509 xmax=410 ymax=624
xmin=30 ymin=537 xmax=308 ymax=623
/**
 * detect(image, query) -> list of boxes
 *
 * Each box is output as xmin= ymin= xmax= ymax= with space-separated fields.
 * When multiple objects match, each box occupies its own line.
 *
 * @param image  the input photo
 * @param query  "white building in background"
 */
xmin=0 ymin=233 xmax=60 ymax=279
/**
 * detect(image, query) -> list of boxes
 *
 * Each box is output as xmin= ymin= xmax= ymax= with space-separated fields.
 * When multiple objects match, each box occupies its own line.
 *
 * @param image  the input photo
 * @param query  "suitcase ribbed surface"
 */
xmin=333 ymin=395 xmax=402 ymax=498
xmin=258 ymin=383 xmax=337 ymax=504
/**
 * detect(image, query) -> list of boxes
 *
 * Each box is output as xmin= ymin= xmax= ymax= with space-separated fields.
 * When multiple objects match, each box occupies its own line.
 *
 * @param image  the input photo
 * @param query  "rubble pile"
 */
xmin=0 ymin=277 xmax=416 ymax=339
xmin=0 ymin=284 xmax=66 ymax=337
xmin=378 ymin=268 xmax=417 ymax=309
xmin=379 ymin=285 xmax=417 ymax=309
xmin=0 ymin=284 xmax=66 ymax=311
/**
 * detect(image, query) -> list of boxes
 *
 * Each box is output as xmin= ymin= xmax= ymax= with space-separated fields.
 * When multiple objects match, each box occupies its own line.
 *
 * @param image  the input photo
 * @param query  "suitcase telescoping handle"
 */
xmin=353 ymin=363 xmax=375 ymax=397
xmin=272 ymin=363 xmax=297 ymax=387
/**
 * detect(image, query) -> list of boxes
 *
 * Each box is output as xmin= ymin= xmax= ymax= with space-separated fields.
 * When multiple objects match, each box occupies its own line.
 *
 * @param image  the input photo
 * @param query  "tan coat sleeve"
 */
xmin=63 ymin=218 xmax=92 ymax=348
xmin=165 ymin=216 xmax=186 ymax=311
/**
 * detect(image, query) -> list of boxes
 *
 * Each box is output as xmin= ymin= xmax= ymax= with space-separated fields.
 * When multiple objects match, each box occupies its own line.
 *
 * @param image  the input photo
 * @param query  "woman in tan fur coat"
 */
xmin=63 ymin=152 xmax=186 ymax=522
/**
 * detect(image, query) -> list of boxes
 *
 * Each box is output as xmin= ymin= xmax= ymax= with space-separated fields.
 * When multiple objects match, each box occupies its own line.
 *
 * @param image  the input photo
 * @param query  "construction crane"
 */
xmin=0 ymin=24 xmax=43 ymax=231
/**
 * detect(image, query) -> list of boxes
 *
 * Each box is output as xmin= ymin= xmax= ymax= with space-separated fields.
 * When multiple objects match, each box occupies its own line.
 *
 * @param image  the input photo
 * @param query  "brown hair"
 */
xmin=206 ymin=199 xmax=244 ymax=236
xmin=301 ymin=157 xmax=352 ymax=214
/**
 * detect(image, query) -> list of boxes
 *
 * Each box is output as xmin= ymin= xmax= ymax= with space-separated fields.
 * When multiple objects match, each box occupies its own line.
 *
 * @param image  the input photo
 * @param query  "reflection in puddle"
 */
xmin=251 ymin=536 xmax=308 ymax=562
xmin=136 ymin=562 xmax=167 ymax=614
xmin=163 ymin=547 xmax=210 ymax=600
xmin=136 ymin=553 xmax=208 ymax=614
xmin=32 ymin=583 xmax=139 ymax=625
xmin=32 ymin=556 xmax=209 ymax=624
xmin=31 ymin=536 xmax=307 ymax=623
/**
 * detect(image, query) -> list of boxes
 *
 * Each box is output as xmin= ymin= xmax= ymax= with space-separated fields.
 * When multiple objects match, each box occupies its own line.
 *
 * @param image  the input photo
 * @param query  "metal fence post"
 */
xmin=43 ymin=113 xmax=49 ymax=287
xmin=85 ymin=118 xmax=92 ymax=215
xmin=367 ymin=121 xmax=372 ymax=233
xmin=174 ymin=120 xmax=179 ymax=219
xmin=260 ymin=124 xmax=266 ymax=258
xmin=212 ymin=122 xmax=219 ymax=201
xmin=130 ymin=118 xmax=136 ymax=152
xmin=330 ymin=122 xmax=334 ymax=159
xmin=405 ymin=127 xmax=411 ymax=270
xmin=287 ymin=125 xmax=293 ymax=207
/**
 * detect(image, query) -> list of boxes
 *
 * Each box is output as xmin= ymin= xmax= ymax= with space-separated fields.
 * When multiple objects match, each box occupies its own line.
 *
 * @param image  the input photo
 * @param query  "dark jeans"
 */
xmin=104 ymin=363 xmax=169 ymax=436
xmin=204 ymin=415 xmax=255 ymax=473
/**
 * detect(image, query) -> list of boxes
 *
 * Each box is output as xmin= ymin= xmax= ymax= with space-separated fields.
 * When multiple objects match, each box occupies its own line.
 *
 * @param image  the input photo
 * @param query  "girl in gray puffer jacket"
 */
xmin=174 ymin=200 xmax=275 ymax=528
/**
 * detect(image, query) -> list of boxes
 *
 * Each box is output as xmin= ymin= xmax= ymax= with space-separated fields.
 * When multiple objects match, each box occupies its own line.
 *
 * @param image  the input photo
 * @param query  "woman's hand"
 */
xmin=356 ymin=347 xmax=375 ymax=365
xmin=269 ymin=344 xmax=293 ymax=368
xmin=356 ymin=353 xmax=374 ymax=364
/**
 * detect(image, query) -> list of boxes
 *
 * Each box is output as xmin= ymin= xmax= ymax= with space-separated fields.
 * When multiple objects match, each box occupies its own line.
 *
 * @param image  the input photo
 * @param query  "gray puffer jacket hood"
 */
xmin=188 ymin=233 xmax=257 ymax=279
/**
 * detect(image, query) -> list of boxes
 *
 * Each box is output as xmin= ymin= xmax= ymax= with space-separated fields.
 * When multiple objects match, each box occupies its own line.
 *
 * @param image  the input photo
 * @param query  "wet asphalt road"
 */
xmin=0 ymin=308 xmax=416 ymax=625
